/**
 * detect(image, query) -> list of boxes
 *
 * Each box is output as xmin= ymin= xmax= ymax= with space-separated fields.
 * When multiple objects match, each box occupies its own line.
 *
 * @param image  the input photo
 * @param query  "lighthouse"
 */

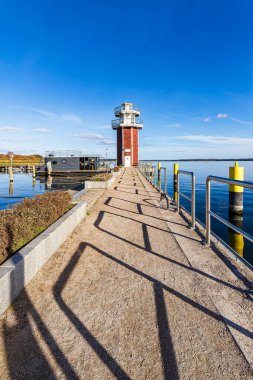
xmin=112 ymin=102 xmax=143 ymax=167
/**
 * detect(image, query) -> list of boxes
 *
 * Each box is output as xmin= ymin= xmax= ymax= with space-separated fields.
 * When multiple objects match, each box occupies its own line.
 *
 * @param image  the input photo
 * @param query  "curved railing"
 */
xmin=111 ymin=119 xmax=143 ymax=127
xmin=114 ymin=105 xmax=140 ymax=115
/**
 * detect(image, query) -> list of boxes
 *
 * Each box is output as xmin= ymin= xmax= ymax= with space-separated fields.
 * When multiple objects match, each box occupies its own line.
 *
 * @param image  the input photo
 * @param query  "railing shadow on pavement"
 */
xmin=95 ymin=207 xmax=252 ymax=300
xmin=53 ymin=241 xmax=180 ymax=380
xmin=2 ymin=252 xmax=79 ymax=380
xmin=53 ymin=239 xmax=253 ymax=380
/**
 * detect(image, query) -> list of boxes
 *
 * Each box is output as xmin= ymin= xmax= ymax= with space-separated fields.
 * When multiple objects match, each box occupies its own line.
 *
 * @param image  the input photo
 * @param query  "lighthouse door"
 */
xmin=125 ymin=156 xmax=131 ymax=167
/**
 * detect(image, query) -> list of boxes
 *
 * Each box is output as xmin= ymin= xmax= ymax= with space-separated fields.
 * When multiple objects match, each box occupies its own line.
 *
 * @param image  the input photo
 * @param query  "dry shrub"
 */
xmin=92 ymin=173 xmax=112 ymax=182
xmin=0 ymin=191 xmax=72 ymax=264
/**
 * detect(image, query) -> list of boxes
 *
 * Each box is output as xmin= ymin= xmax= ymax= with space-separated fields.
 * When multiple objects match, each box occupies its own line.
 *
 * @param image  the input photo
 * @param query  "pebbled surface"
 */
xmin=0 ymin=168 xmax=252 ymax=380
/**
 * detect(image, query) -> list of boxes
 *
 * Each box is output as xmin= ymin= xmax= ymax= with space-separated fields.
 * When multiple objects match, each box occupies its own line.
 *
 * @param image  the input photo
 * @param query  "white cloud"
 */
xmin=228 ymin=116 xmax=252 ymax=125
xmin=69 ymin=133 xmax=115 ymax=145
xmin=61 ymin=114 xmax=82 ymax=124
xmin=0 ymin=127 xmax=23 ymax=132
xmin=97 ymin=124 xmax=111 ymax=130
xmin=33 ymin=128 xmax=52 ymax=133
xmin=10 ymin=105 xmax=82 ymax=124
xmin=165 ymin=123 xmax=181 ymax=128
xmin=175 ymin=135 xmax=253 ymax=145
xmin=195 ymin=116 xmax=212 ymax=123
xmin=216 ymin=113 xmax=252 ymax=125
xmin=216 ymin=113 xmax=228 ymax=119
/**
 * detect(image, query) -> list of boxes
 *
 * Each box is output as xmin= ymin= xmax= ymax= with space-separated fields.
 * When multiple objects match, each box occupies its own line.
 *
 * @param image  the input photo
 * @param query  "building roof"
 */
xmin=45 ymin=150 xmax=101 ymax=158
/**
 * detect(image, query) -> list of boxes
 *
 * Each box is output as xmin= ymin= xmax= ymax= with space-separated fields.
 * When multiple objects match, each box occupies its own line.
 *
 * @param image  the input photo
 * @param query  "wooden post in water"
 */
xmin=9 ymin=167 xmax=13 ymax=183
xmin=9 ymin=182 xmax=13 ymax=195
xmin=174 ymin=163 xmax=178 ymax=202
xmin=32 ymin=165 xmax=36 ymax=187
xmin=46 ymin=175 xmax=52 ymax=189
xmin=47 ymin=161 xmax=52 ymax=176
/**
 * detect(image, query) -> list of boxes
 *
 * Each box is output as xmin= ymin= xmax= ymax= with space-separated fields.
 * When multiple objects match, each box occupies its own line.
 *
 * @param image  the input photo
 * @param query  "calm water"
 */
xmin=0 ymin=173 xmax=85 ymax=210
xmin=149 ymin=161 xmax=253 ymax=266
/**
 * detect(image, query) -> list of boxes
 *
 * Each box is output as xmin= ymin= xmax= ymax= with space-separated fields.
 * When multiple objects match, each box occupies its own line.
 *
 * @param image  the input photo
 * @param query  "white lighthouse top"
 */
xmin=112 ymin=102 xmax=143 ymax=130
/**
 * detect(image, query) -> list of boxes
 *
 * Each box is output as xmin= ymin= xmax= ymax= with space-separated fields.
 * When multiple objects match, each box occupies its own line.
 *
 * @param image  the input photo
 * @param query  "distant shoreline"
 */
xmin=140 ymin=158 xmax=253 ymax=162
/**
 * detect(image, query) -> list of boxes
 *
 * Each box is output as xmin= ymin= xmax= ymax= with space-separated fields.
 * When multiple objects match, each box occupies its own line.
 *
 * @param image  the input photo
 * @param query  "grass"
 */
xmin=0 ymin=154 xmax=44 ymax=166
xmin=0 ymin=191 xmax=72 ymax=265
xmin=92 ymin=173 xmax=113 ymax=182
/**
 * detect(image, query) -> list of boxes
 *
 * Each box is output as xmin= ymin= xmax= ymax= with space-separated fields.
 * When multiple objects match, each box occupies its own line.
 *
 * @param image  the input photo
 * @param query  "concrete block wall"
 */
xmin=0 ymin=201 xmax=87 ymax=315
xmin=85 ymin=173 xmax=117 ymax=190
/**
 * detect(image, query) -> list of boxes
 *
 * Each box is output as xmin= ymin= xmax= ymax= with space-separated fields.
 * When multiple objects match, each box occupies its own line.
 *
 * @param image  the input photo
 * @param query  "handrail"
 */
xmin=206 ymin=175 xmax=253 ymax=246
xmin=114 ymin=105 xmax=140 ymax=114
xmin=138 ymin=163 xmax=169 ymax=209
xmin=111 ymin=119 xmax=143 ymax=127
xmin=177 ymin=170 xmax=196 ymax=229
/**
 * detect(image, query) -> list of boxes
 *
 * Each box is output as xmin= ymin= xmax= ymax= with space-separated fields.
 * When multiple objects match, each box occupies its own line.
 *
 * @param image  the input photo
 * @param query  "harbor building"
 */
xmin=42 ymin=150 xmax=100 ymax=173
xmin=112 ymin=102 xmax=143 ymax=167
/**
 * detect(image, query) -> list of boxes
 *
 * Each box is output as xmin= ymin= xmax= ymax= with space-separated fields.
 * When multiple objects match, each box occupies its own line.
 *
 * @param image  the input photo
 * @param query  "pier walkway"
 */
xmin=0 ymin=168 xmax=253 ymax=379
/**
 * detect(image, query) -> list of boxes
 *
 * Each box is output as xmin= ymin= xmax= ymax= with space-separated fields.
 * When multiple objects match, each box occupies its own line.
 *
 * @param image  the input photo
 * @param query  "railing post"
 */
xmin=153 ymin=166 xmax=156 ymax=186
xmin=206 ymin=178 xmax=211 ymax=245
xmin=177 ymin=173 xmax=180 ymax=213
xmin=164 ymin=168 xmax=167 ymax=195
xmin=174 ymin=163 xmax=178 ymax=202
xmin=158 ymin=162 xmax=161 ymax=191
xmin=192 ymin=174 xmax=195 ymax=229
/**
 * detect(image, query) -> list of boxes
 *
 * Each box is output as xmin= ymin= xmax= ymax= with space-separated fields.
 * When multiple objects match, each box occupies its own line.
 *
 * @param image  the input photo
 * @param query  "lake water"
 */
xmin=0 ymin=173 xmax=85 ymax=210
xmin=1 ymin=162 xmax=253 ymax=266
xmin=145 ymin=161 xmax=253 ymax=266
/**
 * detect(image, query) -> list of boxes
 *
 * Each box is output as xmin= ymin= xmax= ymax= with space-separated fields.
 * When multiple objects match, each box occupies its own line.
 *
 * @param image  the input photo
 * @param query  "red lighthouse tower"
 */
xmin=112 ymin=102 xmax=143 ymax=167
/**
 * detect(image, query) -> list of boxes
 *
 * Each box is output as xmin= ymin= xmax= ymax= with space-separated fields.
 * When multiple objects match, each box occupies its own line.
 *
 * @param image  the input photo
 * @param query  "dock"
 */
xmin=36 ymin=169 xmax=110 ymax=177
xmin=0 ymin=168 xmax=253 ymax=379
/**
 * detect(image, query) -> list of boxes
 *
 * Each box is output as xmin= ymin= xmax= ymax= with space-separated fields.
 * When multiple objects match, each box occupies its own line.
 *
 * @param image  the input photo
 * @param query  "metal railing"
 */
xmin=111 ymin=118 xmax=143 ymax=128
xmin=177 ymin=170 xmax=196 ymax=229
xmin=159 ymin=167 xmax=169 ymax=209
xmin=139 ymin=163 xmax=169 ymax=209
xmin=206 ymin=176 xmax=253 ymax=247
xmin=159 ymin=167 xmax=167 ymax=193
xmin=114 ymin=105 xmax=140 ymax=115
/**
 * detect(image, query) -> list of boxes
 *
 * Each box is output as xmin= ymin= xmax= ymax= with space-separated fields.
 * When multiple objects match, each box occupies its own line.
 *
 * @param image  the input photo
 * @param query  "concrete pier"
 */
xmin=0 ymin=168 xmax=253 ymax=379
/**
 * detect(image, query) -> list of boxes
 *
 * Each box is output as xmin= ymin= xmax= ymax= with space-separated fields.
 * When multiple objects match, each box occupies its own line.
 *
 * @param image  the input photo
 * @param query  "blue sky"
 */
xmin=1 ymin=0 xmax=253 ymax=159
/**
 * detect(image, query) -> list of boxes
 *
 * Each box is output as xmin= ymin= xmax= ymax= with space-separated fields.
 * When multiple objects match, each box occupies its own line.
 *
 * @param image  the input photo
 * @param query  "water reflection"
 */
xmin=9 ymin=182 xmax=13 ymax=196
xmin=0 ymin=173 xmax=85 ymax=210
xmin=39 ymin=177 xmax=85 ymax=191
xmin=46 ymin=175 xmax=52 ymax=189
xmin=228 ymin=212 xmax=244 ymax=257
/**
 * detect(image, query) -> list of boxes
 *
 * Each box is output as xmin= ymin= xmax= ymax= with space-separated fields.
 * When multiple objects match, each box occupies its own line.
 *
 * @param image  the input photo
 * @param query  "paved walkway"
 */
xmin=0 ymin=168 xmax=253 ymax=379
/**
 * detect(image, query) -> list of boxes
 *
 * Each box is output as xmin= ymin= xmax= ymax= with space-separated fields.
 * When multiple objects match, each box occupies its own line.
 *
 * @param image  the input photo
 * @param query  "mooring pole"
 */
xmin=9 ymin=166 xmax=13 ymax=183
xmin=174 ymin=163 xmax=178 ymax=202
xmin=229 ymin=162 xmax=244 ymax=215
xmin=228 ymin=161 xmax=244 ymax=256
